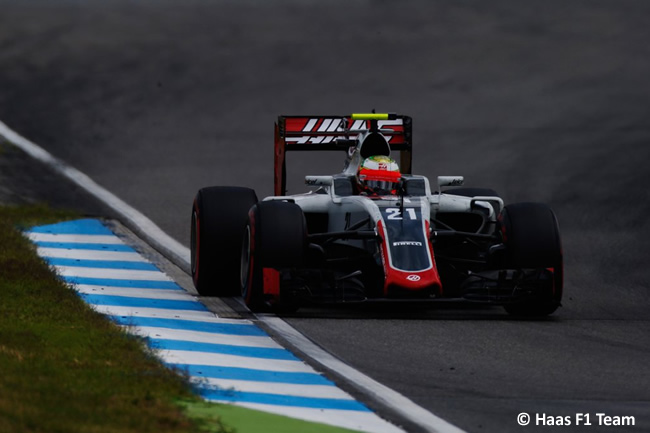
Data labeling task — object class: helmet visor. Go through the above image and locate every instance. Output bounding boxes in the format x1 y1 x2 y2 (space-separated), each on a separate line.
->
365 179 399 194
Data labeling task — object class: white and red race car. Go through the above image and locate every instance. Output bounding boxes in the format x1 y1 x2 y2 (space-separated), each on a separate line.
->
191 113 563 316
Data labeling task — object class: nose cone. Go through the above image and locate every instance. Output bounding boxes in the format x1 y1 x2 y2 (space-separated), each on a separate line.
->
384 267 443 297
376 219 443 298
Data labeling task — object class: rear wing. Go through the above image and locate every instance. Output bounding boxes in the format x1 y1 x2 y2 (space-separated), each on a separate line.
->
274 113 413 196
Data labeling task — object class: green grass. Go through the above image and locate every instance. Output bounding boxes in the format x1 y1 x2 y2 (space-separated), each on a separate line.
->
0 203 364 433
184 401 365 433
0 204 218 433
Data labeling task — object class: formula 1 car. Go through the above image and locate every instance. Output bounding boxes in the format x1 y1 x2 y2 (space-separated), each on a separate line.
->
191 113 563 316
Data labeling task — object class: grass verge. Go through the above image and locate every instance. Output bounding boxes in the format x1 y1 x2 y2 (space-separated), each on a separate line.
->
0 204 225 433
0 203 364 433
184 401 366 433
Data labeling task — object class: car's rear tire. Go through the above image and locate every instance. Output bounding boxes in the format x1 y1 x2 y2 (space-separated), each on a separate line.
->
499 202 563 317
191 186 258 296
241 201 307 312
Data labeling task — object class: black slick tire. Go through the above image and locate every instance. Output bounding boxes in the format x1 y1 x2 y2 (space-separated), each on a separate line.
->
499 202 563 317
241 200 307 312
191 186 258 296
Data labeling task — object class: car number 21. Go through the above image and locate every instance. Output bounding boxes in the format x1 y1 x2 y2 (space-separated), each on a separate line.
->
385 208 417 220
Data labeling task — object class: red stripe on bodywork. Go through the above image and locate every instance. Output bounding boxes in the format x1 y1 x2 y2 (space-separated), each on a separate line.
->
274 122 285 196
263 268 281 297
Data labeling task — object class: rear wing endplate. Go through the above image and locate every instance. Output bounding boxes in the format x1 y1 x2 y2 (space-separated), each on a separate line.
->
274 113 413 196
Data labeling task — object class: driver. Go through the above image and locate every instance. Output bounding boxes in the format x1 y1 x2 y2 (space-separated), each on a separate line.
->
357 155 401 196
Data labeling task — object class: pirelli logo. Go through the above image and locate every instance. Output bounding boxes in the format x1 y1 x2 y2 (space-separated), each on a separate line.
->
393 241 423 247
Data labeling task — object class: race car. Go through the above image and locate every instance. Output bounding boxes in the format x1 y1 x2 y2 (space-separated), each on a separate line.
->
191 113 563 316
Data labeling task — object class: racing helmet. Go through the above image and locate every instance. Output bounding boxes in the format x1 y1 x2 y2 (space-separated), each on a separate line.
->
358 155 401 195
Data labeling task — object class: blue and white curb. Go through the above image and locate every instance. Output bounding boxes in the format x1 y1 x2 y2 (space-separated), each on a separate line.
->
25 219 404 433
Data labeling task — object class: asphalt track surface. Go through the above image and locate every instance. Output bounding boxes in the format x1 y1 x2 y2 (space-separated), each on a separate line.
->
1 1 649 432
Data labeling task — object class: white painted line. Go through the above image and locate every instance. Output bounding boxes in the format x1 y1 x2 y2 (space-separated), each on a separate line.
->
2 120 464 433
223 402 405 433
1 121 190 267
76 285 199 301
260 316 467 433
27 232 124 244
129 326 282 349
162 350 315 373
53 266 173 281
38 247 146 262
190 377 352 400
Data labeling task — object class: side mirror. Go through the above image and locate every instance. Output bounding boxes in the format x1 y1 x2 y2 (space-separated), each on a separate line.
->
437 176 464 190
305 176 333 187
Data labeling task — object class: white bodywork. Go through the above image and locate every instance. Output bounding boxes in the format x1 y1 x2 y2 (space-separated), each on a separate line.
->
266 174 503 231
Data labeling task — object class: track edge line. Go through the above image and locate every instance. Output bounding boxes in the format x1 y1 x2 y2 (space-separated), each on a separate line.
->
0 120 467 433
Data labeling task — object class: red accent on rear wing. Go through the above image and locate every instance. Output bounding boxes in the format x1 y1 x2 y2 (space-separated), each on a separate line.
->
274 115 413 196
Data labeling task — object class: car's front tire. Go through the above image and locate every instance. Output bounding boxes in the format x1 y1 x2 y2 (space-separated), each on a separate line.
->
499 202 563 317
241 200 307 312
191 186 258 296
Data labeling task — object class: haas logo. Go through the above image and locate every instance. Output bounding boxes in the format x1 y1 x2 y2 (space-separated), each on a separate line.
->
285 118 404 144
406 274 421 282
